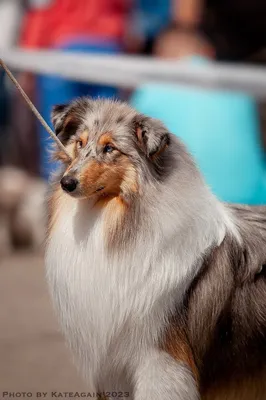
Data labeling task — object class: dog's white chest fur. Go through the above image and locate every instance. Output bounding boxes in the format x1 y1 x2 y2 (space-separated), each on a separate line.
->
45 193 227 398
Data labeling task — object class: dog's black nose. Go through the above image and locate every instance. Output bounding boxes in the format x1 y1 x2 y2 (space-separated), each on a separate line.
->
60 176 78 193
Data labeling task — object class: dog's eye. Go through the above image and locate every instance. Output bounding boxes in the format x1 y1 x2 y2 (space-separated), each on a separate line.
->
256 264 266 277
76 140 83 150
103 144 114 154
254 264 266 282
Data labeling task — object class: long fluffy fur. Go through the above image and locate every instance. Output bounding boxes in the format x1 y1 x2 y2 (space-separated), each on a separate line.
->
45 98 266 400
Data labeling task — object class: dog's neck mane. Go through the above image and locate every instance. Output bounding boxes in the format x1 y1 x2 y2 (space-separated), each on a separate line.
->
47 177 238 291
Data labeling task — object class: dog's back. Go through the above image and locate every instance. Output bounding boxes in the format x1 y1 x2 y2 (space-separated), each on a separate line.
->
163 205 266 400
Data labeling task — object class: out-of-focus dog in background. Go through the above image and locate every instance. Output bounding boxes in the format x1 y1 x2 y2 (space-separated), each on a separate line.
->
46 98 266 400
0 167 47 255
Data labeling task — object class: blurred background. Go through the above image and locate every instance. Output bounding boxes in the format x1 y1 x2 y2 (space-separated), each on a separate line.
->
1 0 266 396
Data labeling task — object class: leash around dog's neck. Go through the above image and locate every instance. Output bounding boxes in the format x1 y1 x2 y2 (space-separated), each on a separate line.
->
0 59 73 162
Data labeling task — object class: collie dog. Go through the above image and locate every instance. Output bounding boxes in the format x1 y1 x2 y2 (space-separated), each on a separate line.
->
46 98 266 400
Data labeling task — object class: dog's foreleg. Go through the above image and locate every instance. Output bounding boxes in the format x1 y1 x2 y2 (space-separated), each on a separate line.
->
133 350 199 400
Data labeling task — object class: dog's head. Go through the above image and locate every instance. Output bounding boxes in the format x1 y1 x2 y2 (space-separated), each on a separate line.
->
51 98 171 202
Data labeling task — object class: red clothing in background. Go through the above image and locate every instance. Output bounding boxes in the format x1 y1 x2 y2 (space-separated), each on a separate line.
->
21 0 130 48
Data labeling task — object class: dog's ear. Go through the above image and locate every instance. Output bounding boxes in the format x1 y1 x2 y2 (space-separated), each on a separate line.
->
51 104 79 144
133 115 170 160
51 104 68 135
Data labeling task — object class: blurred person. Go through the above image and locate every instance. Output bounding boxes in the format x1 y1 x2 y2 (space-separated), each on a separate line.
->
9 71 40 176
154 0 216 59
0 0 44 255
0 0 22 166
0 0 39 174
131 0 266 206
20 0 130 180
125 0 171 55
152 0 266 157
155 0 266 61
201 0 266 61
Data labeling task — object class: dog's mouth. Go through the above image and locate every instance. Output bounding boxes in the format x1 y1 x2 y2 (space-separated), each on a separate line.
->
95 186 105 192
63 184 106 199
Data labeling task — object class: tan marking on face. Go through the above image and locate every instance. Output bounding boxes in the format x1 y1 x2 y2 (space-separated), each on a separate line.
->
53 114 85 162
98 133 114 147
80 160 124 198
101 172 139 251
79 155 138 200
54 130 89 164
54 141 76 163
78 154 138 249
79 130 89 148
162 325 199 384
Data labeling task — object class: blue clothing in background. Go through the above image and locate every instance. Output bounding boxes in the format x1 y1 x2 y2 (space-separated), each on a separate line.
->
131 0 171 41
